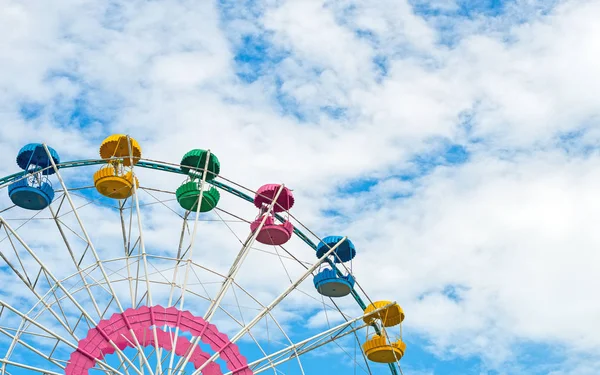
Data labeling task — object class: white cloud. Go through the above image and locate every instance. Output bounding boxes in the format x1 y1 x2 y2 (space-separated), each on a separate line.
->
337 150 600 367
1 0 600 373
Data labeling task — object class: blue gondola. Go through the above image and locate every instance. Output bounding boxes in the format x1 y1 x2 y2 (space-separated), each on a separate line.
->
313 236 357 297
8 144 59 210
314 268 356 297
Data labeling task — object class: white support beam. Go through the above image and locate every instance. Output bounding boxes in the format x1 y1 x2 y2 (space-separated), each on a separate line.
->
124 136 158 375
0 301 125 375
172 184 286 373
167 149 213 375
188 236 347 375
0 359 62 375
241 302 392 374
204 183 286 322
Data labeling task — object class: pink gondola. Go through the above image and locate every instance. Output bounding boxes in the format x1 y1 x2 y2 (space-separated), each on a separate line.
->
251 184 295 245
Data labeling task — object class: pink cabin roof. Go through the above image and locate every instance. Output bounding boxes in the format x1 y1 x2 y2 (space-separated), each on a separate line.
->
253 184 294 212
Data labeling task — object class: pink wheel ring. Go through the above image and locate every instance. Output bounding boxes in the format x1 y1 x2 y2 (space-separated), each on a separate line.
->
66 306 252 375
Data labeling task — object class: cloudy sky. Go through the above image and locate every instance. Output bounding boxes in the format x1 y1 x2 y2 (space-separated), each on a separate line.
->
1 0 600 374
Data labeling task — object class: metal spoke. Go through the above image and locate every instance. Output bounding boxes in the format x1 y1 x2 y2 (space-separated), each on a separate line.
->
0 359 63 375
185 236 346 375
123 136 158 375
172 184 287 374
0 217 138 375
168 149 212 375
119 198 137 308
0 301 125 375
204 183 286 322
0 151 393 375
243 303 393 375
0 326 65 370
48 204 103 317
43 144 149 375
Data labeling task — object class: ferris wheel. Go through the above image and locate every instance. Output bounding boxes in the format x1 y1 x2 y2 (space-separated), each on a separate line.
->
0 135 406 375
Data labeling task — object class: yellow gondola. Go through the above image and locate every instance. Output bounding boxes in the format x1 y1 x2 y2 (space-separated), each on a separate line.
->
362 301 406 364
94 135 141 199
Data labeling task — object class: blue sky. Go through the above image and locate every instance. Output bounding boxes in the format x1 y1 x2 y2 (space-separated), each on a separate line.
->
1 0 600 374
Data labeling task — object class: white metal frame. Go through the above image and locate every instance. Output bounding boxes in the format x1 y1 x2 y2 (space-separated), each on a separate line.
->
0 150 391 375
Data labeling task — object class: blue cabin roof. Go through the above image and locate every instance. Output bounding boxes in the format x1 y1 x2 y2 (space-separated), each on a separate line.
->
316 236 356 263
16 143 60 175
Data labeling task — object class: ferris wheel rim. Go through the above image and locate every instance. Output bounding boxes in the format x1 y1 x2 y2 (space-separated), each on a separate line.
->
0 155 375 307
0 144 402 375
